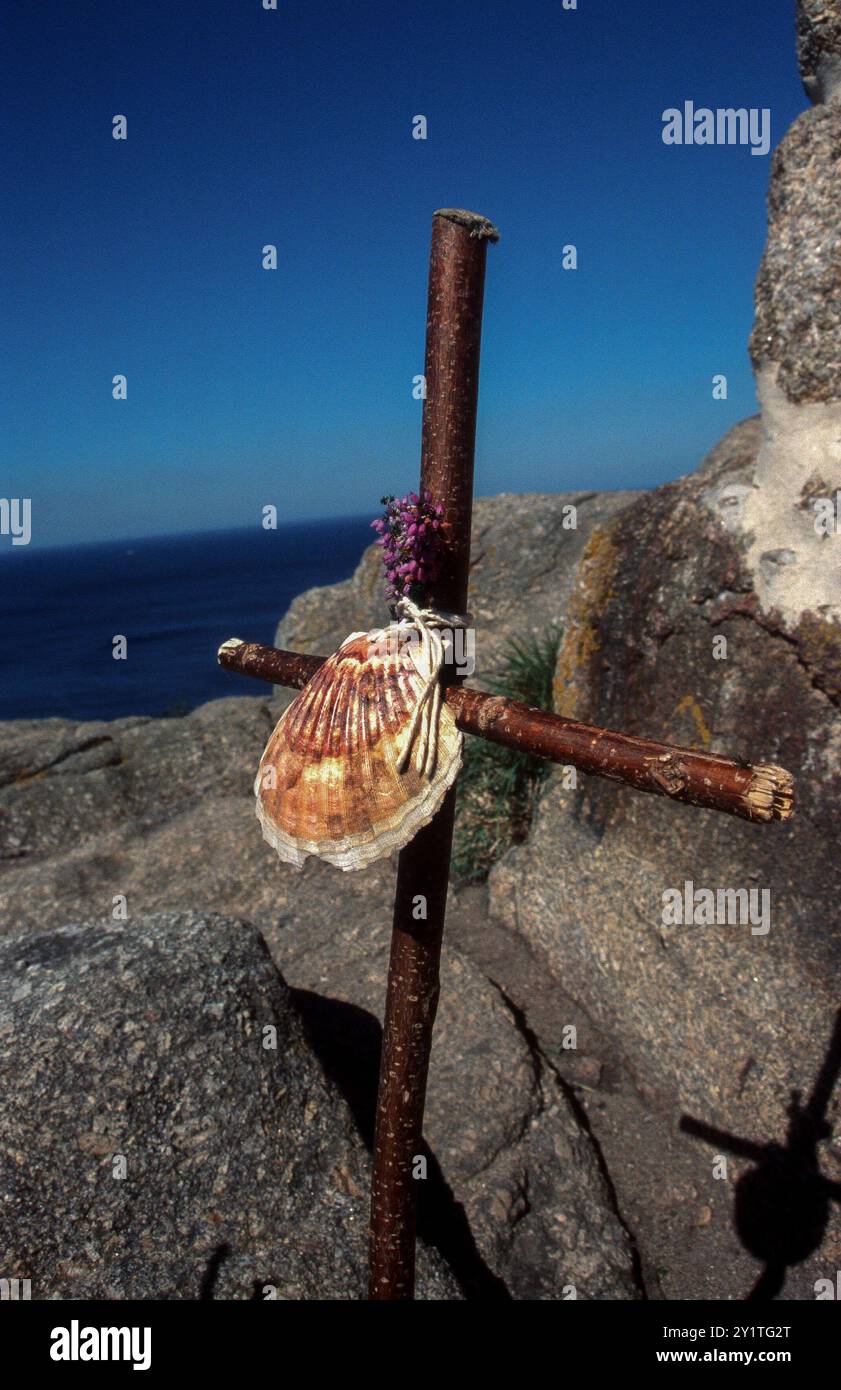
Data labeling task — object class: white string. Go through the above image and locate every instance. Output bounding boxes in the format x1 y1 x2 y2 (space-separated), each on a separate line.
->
392 597 471 778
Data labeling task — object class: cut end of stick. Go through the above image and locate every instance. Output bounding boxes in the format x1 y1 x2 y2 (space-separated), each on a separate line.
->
217 637 245 662
433 208 500 242
744 764 795 822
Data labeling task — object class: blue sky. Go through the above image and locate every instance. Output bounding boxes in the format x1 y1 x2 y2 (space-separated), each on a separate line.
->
4 0 805 548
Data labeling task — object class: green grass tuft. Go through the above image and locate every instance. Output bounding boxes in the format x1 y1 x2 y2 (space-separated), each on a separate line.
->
451 623 562 884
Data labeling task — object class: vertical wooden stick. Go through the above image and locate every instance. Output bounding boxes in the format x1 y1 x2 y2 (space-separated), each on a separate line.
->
368 208 498 1299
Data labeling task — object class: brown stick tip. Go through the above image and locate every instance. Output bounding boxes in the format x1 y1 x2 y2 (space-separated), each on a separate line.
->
433 208 500 242
217 637 245 662
744 764 795 822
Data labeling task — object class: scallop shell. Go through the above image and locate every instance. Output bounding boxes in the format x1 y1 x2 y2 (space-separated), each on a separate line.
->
255 625 463 871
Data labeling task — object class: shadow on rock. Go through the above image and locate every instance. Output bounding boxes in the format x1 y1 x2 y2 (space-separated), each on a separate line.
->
292 988 511 1301
199 1243 231 1300
680 1008 841 1300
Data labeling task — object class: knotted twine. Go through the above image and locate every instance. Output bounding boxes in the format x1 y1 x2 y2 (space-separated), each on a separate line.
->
391 596 470 779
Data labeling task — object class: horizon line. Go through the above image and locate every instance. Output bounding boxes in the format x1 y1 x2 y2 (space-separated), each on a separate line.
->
0 511 377 559
0 479 655 558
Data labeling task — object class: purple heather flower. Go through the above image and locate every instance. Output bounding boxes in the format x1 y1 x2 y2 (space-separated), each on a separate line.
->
370 490 446 604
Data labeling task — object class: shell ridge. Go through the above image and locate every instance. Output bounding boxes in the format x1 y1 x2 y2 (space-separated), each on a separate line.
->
255 621 464 871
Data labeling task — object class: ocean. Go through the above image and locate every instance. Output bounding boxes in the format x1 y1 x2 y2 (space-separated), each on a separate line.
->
0 517 373 722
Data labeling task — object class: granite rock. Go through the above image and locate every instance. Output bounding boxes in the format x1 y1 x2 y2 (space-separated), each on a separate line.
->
489 418 841 1297
0 496 643 1299
749 104 841 405
0 911 457 1299
797 0 841 104
745 30 841 629
276 490 639 694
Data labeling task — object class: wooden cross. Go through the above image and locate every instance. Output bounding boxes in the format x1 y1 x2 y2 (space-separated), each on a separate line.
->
218 209 794 1301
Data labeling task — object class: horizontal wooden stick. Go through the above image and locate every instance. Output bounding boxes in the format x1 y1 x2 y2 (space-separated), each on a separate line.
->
218 637 794 825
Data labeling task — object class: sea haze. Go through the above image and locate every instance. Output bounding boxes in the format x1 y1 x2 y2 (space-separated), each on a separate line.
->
0 518 373 721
